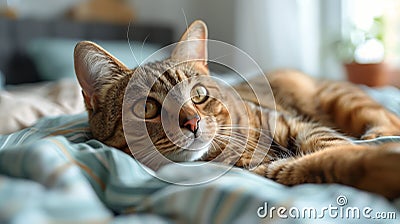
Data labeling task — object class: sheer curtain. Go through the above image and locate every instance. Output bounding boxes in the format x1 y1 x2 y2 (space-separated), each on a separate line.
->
233 0 345 79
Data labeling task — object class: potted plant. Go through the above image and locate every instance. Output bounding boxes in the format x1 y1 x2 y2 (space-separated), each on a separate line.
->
336 17 388 87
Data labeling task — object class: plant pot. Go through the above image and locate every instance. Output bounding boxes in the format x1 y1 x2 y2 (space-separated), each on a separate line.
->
344 62 389 87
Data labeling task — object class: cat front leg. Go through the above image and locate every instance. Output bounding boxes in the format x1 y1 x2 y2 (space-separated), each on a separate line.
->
263 144 400 199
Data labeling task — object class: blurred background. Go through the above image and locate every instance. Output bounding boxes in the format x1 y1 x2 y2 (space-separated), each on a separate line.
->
0 0 399 87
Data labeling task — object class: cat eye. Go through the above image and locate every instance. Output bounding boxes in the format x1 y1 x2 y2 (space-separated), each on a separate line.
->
132 98 160 119
191 85 208 104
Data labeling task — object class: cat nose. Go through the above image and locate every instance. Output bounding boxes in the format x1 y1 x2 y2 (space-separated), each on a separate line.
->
181 114 201 134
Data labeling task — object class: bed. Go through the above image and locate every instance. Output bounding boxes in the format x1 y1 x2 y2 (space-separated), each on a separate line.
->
1 19 400 224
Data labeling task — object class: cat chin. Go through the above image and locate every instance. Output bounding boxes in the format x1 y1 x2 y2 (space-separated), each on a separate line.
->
166 146 210 162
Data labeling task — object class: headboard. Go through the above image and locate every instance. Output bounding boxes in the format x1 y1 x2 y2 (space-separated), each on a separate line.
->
0 18 174 84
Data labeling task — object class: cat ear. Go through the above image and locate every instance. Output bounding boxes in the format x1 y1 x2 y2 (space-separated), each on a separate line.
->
74 41 129 110
171 20 208 68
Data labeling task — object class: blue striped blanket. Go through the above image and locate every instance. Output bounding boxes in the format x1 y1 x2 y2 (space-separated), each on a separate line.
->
1 86 400 223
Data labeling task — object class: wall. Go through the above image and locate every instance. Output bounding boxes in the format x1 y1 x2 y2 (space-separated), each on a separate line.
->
2 0 345 79
133 0 344 79
131 0 235 44
1 0 83 18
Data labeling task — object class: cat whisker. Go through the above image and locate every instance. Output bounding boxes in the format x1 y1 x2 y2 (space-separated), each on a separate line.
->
218 127 274 135
209 54 233 64
211 137 244 158
218 126 274 134
181 8 189 36
126 21 141 69
210 141 223 153
181 8 191 63
214 136 260 155
213 135 253 152
140 34 151 62
213 137 255 167
217 130 274 146
217 129 276 148
212 137 272 167
214 132 284 159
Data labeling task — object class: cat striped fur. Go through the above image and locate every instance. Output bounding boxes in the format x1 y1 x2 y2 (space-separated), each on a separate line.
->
74 20 400 199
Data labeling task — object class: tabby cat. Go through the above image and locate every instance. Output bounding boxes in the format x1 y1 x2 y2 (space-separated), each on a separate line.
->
74 20 400 199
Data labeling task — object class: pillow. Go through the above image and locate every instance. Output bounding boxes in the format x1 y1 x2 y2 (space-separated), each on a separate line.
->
0 79 85 134
26 38 167 81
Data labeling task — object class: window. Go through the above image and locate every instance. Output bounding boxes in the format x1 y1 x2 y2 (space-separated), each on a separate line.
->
345 0 400 65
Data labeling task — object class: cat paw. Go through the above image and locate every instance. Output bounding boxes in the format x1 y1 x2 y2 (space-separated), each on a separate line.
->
357 144 400 199
264 158 307 185
250 164 268 176
361 127 400 140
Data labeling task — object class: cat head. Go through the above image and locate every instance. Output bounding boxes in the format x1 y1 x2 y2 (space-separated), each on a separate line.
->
74 20 235 169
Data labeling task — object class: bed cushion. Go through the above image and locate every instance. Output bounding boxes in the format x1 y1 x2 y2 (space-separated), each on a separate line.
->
0 113 399 223
1 77 400 222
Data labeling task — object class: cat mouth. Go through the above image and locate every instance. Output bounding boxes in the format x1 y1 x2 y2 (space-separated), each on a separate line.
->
166 122 215 161
181 127 214 151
